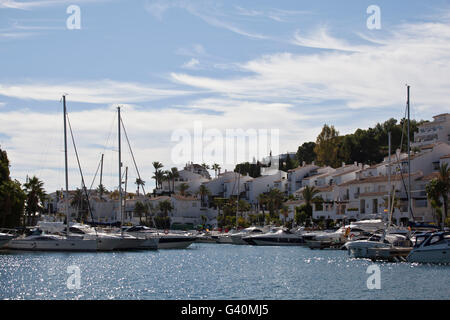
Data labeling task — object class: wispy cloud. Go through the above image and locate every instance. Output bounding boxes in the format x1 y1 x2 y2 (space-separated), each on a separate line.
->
0 79 196 104
170 17 450 113
182 58 200 69
145 0 267 39
0 0 109 10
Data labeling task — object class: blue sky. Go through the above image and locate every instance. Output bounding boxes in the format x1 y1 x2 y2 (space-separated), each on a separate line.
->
1 0 450 192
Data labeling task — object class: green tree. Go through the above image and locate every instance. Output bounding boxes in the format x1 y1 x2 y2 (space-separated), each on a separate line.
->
135 178 145 196
152 161 164 190
314 124 340 167
23 176 47 226
70 188 88 222
296 142 317 164
197 185 211 207
178 183 189 196
134 201 147 224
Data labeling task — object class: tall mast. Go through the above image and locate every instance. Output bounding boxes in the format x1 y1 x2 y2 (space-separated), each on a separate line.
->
124 166 128 226
99 153 104 198
407 85 411 222
63 95 69 237
118 106 123 236
388 131 391 227
236 168 240 229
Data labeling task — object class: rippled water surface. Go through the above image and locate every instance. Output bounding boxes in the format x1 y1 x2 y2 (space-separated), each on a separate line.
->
0 243 449 300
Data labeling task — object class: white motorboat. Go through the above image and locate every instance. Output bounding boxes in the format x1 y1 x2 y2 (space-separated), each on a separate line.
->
0 232 14 248
230 226 268 245
407 231 450 264
344 232 412 259
216 229 238 244
125 226 194 249
242 227 305 246
7 230 97 251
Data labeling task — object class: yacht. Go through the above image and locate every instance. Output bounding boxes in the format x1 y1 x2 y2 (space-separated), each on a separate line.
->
216 229 238 244
125 226 194 249
344 231 412 259
407 231 450 264
195 231 220 243
0 232 14 248
7 228 97 251
242 227 305 246
230 226 268 245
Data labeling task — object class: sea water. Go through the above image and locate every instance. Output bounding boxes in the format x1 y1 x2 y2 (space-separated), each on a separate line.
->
0 243 448 300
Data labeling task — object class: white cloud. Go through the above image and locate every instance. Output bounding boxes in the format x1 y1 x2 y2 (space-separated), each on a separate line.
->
0 98 317 192
0 79 195 103
182 58 200 69
170 19 450 114
0 0 109 10
145 0 267 39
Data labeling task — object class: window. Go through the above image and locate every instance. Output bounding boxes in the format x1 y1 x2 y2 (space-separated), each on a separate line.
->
360 199 365 214
432 162 440 171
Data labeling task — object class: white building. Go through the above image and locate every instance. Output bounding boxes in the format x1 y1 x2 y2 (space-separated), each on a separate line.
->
412 113 450 148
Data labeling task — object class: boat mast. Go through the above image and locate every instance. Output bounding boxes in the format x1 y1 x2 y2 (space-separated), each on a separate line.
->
118 106 123 236
236 168 240 229
388 131 392 227
99 153 104 198
63 95 69 237
407 85 411 222
124 166 128 226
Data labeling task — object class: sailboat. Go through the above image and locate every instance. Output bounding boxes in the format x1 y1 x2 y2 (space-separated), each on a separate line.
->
8 96 98 251
111 106 146 250
344 86 415 259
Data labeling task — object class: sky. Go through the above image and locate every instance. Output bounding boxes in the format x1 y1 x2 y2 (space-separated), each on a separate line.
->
1 0 450 193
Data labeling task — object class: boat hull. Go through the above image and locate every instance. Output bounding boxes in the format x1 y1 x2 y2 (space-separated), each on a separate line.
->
158 236 196 249
7 238 98 251
407 248 450 264
243 237 305 246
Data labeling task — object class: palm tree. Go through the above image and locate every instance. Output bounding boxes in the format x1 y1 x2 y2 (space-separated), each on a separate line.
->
97 184 107 199
158 199 174 216
152 161 164 189
135 178 145 196
427 163 450 227
134 201 147 225
438 163 450 226
212 163 220 178
164 170 173 193
178 183 189 196
23 176 46 226
257 193 267 215
302 186 320 207
197 185 211 207
171 167 179 193
201 163 210 171
265 189 284 217
281 205 290 226
70 188 88 222
152 170 165 191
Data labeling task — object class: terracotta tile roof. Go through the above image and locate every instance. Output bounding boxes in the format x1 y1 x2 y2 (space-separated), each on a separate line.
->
172 194 198 201
440 154 450 159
